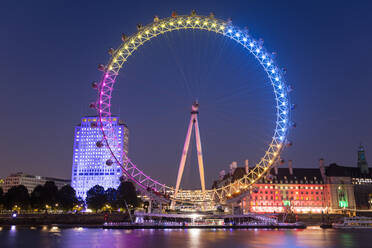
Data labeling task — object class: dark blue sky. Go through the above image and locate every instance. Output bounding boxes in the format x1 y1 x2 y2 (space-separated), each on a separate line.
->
1 0 372 188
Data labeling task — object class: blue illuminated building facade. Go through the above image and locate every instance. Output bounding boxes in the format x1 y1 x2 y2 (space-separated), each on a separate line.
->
71 116 129 199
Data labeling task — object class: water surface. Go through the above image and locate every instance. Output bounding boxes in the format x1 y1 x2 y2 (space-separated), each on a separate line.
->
0 226 370 248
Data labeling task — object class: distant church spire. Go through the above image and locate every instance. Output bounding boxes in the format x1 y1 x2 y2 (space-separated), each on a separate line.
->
357 144 369 174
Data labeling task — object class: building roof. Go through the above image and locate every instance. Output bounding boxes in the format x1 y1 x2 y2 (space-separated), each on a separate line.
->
326 163 372 178
212 166 324 188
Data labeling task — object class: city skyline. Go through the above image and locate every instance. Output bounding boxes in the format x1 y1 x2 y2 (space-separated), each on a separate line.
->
1 0 372 188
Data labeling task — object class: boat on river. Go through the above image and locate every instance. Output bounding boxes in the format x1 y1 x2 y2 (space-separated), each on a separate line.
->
333 216 372 229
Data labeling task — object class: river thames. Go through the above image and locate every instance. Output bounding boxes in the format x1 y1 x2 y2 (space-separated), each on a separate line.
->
1 226 371 248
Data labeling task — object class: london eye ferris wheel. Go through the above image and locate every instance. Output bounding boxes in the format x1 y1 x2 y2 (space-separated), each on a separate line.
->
90 11 294 206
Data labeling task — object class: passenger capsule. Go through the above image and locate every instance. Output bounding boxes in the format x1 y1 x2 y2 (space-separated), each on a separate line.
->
291 121 297 128
171 11 177 18
280 159 285 165
90 122 98 128
121 33 127 42
106 159 113 166
89 103 96 109
96 141 104 148
271 52 277 59
98 64 106 71
244 26 249 34
209 12 215 19
282 68 287 74
136 24 143 30
190 10 196 16
153 15 160 23
286 140 293 147
290 103 296 110
287 85 294 92
258 38 264 46
91 82 98 89
108 48 115 55
227 18 232 24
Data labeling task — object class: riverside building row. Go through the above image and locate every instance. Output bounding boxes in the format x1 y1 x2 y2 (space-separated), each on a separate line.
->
2 172 70 194
213 146 372 214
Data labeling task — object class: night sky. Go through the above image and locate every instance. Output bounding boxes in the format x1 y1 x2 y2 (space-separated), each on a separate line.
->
1 0 372 188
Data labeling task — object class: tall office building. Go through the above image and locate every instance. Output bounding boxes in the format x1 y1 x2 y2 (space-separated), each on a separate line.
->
71 116 129 199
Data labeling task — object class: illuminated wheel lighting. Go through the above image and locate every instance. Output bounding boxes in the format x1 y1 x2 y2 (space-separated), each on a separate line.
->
95 14 292 204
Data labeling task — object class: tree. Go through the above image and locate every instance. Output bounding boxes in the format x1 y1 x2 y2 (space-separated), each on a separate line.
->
4 185 30 210
30 185 45 210
57 185 78 211
117 181 138 209
86 185 107 212
0 187 3 209
43 181 58 208
105 188 118 209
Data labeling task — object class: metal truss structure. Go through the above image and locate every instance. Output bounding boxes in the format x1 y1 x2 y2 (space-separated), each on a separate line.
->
93 12 292 206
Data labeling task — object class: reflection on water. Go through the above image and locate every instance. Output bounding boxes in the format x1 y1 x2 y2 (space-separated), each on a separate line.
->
0 227 371 248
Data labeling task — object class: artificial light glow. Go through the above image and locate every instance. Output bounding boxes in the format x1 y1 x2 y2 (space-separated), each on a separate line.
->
124 45 128 49
95 15 291 201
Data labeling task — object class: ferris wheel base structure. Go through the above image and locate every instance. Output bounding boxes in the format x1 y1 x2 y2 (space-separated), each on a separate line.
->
92 10 294 208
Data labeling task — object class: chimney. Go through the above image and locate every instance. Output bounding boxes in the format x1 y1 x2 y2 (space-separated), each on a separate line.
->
245 159 249 174
230 161 237 175
319 158 326 180
219 170 226 180
288 160 293 175
274 164 278 175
